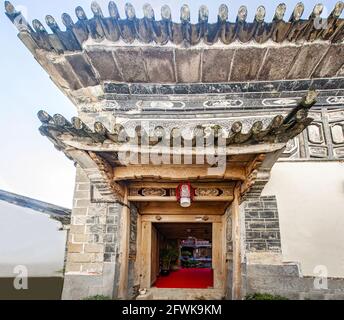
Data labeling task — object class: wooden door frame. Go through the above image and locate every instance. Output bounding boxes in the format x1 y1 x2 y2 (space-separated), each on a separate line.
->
137 214 226 291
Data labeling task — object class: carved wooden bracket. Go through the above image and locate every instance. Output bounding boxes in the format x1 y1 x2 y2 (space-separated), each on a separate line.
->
66 148 124 202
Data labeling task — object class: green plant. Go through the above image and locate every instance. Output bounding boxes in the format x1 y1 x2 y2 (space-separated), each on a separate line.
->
160 247 180 273
245 293 289 300
181 259 200 268
181 250 192 257
160 249 172 271
169 248 180 264
83 295 111 300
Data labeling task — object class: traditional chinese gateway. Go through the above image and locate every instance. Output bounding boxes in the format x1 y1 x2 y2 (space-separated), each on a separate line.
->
6 1 344 300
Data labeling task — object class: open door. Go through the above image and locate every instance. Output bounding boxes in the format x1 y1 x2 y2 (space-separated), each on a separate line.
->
151 223 214 289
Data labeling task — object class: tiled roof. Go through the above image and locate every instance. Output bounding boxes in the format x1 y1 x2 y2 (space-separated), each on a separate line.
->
37 91 317 155
0 189 71 225
5 1 344 52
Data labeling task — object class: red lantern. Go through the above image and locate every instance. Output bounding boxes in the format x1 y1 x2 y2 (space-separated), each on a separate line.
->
176 182 194 208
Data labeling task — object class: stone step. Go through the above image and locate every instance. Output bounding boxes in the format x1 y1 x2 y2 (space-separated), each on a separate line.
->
137 288 225 300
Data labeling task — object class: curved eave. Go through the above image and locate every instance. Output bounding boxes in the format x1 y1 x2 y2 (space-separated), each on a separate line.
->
5 1 344 54
37 91 317 159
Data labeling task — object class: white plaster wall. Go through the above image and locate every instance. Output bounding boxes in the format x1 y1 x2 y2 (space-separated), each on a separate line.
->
263 161 344 278
0 201 67 277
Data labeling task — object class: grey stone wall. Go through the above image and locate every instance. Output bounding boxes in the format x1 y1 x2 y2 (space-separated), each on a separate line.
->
244 196 281 253
244 264 344 300
62 166 123 300
128 204 139 299
242 196 344 300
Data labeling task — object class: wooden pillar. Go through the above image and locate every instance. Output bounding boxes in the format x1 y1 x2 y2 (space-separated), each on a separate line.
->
212 222 224 289
232 186 242 300
118 187 130 299
140 221 152 289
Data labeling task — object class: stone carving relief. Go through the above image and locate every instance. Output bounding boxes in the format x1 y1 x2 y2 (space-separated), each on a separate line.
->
307 123 325 144
136 101 186 110
328 109 344 159
203 100 243 108
282 108 344 160
306 121 329 158
281 138 299 159
262 98 301 107
330 124 344 144
327 96 344 105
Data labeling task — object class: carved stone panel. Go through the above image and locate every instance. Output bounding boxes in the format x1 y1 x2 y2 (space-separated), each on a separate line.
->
281 138 299 159
328 109 344 159
308 146 329 158
307 123 325 145
331 123 344 145
334 147 344 158
281 108 344 161
306 121 328 158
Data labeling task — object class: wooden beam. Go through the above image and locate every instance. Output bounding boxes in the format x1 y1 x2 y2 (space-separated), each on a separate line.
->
61 137 286 156
128 196 234 202
114 165 246 181
138 202 229 216
141 215 223 223
232 185 242 300
118 187 130 299
140 221 152 289
129 181 237 189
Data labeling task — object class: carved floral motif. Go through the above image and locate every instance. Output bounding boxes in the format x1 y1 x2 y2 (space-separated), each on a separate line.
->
142 188 167 197
195 188 220 197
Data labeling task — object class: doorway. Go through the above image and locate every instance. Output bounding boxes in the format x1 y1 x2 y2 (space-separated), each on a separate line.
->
151 223 213 289
137 214 226 293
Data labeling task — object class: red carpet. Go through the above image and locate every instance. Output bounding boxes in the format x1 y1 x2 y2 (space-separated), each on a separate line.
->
154 268 214 289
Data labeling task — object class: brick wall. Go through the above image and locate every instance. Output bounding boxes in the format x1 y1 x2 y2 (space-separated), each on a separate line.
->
63 166 141 299
65 166 121 274
244 196 281 252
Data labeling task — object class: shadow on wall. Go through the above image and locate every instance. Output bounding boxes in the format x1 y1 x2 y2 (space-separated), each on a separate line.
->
0 278 63 300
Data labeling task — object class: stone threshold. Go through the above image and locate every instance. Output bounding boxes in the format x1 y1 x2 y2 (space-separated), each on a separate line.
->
136 288 226 301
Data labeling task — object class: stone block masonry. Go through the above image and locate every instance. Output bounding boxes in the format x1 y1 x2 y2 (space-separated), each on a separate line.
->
244 196 281 253
242 195 344 300
62 166 124 300
245 264 344 300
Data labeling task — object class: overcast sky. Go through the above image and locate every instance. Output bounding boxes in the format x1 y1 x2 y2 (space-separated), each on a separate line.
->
0 0 341 208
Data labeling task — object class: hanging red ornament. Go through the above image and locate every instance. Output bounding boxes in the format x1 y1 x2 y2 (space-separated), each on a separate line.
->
176 182 194 208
